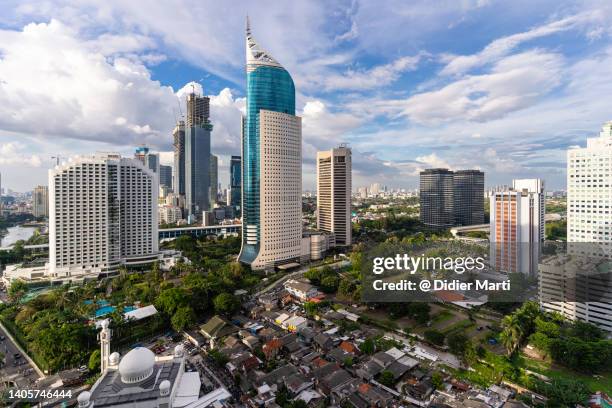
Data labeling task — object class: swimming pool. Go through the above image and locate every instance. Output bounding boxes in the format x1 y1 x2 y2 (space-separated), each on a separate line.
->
94 305 136 318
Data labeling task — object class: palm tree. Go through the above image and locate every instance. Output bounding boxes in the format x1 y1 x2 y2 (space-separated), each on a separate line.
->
500 313 524 356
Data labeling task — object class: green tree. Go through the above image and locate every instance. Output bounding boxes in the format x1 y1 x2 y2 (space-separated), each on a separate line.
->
171 305 196 332
156 287 188 316
8 279 28 302
213 293 240 316
88 349 101 372
424 330 445 346
360 338 375 355
320 275 339 293
378 370 395 387
535 378 590 407
431 372 443 390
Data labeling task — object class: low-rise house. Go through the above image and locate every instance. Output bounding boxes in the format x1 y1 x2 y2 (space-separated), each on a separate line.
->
257 364 299 388
404 377 434 401
258 293 279 310
242 335 260 350
262 338 283 360
298 326 315 344
356 359 384 380
284 373 313 396
313 333 334 351
339 341 360 355
283 315 308 332
372 351 395 368
183 329 206 348
200 315 239 348
319 369 354 398
328 347 351 364
284 279 318 301
355 383 394 407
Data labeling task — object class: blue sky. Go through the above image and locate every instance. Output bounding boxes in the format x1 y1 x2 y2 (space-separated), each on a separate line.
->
1 0 612 192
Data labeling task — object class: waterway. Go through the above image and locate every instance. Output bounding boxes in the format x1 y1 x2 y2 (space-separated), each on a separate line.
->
0 225 37 248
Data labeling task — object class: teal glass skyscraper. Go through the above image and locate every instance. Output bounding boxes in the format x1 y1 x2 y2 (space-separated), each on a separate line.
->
239 19 302 270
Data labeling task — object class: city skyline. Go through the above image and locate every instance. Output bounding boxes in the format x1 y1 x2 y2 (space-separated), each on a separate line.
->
2 1 612 191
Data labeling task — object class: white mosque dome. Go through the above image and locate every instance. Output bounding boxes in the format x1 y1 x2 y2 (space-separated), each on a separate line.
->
118 347 155 384
77 391 91 407
174 344 184 358
159 379 171 396
109 352 120 366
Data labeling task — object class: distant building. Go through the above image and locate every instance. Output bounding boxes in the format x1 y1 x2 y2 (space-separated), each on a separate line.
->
230 155 241 216
490 179 544 275
301 231 335 263
185 92 212 219
134 146 160 174
453 170 484 226
48 153 158 279
317 145 352 246
32 185 48 218
159 205 182 225
420 168 484 230
210 154 218 207
159 164 172 191
420 169 454 230
173 121 186 196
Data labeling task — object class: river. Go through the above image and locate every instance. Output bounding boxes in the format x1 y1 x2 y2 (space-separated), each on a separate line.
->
0 225 37 248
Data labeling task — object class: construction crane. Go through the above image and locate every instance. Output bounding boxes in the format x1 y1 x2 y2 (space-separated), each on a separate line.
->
51 156 64 166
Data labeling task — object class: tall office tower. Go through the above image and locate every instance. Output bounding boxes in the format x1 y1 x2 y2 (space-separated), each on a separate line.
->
210 154 218 207
134 146 160 174
230 155 241 216
49 153 158 278
489 179 544 275
159 164 173 191
239 19 302 270
358 186 368 199
173 121 186 196
545 121 612 333
420 169 455 230
317 145 352 246
32 185 48 218
453 170 485 226
184 92 212 219
370 183 382 196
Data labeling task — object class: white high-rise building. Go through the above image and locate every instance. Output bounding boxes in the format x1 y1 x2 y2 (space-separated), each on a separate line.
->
317 145 352 246
545 121 612 333
490 179 545 275
32 185 48 218
49 153 158 278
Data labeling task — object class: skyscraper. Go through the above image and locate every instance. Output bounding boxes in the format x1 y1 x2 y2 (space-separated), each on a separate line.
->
453 170 485 226
489 179 544 275
420 169 454 230
159 164 172 191
49 153 158 278
32 185 48 218
544 121 612 333
230 155 241 216
317 145 352 246
173 121 186 196
210 154 218 207
134 146 160 174
184 92 212 219
239 19 302 270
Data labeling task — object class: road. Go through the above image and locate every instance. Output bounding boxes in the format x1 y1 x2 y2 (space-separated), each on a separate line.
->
253 259 350 297
0 324 41 389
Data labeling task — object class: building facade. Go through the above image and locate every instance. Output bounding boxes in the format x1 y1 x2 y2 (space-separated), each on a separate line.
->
49 153 158 279
159 164 172 192
210 154 218 207
239 20 302 270
453 170 484 226
32 185 48 218
230 155 241 216
544 121 612 333
184 93 212 220
420 169 455 230
173 121 186 196
317 145 352 246
489 179 544 275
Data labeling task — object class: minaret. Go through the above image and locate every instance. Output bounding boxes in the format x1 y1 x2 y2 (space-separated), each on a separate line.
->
99 319 111 373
